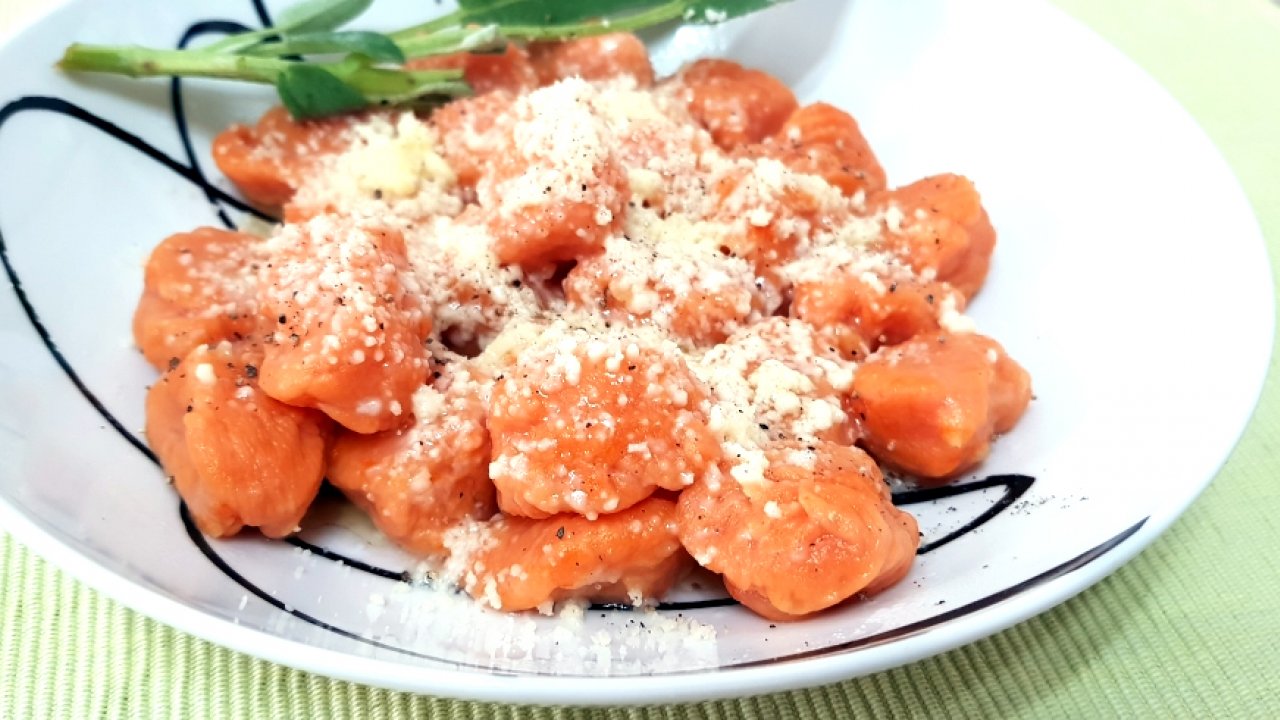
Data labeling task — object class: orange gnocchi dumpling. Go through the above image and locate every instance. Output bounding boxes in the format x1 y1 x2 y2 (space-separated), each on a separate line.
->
428 91 521 190
789 251 967 355
476 79 629 269
326 363 496 555
487 323 721 519
768 102 887 198
670 59 799 149
869 174 997 299
133 227 263 370
678 442 919 620
852 332 1032 480
447 497 689 611
528 33 655 87
709 155 852 274
145 341 330 538
256 215 431 434
212 106 357 208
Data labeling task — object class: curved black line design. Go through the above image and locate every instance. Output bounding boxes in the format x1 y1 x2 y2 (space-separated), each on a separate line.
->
183 497 1147 676
895 474 1036 554
178 503 508 670
0 97 271 221
172 20 255 230
284 536 413 583
251 0 274 28
0 93 277 455
0 1 1134 674
280 475 1037 612
0 213 156 464
725 516 1147 669
284 533 741 611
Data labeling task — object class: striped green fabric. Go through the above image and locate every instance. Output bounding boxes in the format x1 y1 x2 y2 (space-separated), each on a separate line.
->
3 0 1279 717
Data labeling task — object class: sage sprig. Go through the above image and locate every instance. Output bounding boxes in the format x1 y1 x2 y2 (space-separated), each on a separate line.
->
58 0 789 119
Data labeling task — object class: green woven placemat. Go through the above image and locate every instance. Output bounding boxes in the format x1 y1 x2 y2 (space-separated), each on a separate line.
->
3 0 1279 717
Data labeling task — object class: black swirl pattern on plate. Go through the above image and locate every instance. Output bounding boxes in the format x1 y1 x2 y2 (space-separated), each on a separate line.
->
0 1 1146 673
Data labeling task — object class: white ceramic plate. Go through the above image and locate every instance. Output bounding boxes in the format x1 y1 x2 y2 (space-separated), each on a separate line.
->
0 0 1271 706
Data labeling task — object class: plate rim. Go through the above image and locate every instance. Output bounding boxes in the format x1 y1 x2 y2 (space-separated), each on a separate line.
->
0 0 1274 705
0 501 1190 704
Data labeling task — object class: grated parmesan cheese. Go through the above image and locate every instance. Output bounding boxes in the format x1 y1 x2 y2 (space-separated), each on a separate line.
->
938 293 977 334
292 112 462 221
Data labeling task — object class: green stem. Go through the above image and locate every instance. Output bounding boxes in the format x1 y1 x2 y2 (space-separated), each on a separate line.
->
366 78 473 105
199 28 277 54
328 64 465 96
56 0 762 120
59 43 287 83
397 24 506 59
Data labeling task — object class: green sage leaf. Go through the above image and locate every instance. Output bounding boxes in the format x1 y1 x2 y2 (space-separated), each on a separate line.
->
452 0 663 27
276 63 369 118
276 0 374 34
682 0 785 24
